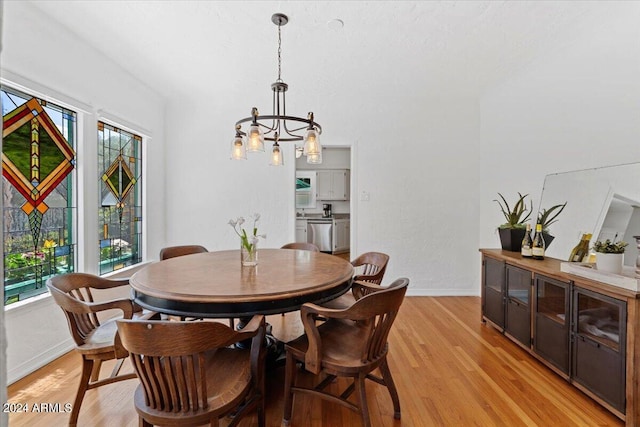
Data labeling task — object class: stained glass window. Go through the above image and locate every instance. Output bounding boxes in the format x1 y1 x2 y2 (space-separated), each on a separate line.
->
2 86 76 305
98 122 142 274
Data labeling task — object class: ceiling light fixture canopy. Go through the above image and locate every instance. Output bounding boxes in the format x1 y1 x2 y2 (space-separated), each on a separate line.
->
231 13 322 166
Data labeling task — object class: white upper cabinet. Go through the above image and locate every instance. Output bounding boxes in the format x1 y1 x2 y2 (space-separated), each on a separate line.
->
316 170 350 201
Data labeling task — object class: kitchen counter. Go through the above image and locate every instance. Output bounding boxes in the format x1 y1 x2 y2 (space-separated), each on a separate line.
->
296 214 350 220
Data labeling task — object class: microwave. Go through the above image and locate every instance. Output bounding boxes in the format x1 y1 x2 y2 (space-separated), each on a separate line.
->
295 171 317 208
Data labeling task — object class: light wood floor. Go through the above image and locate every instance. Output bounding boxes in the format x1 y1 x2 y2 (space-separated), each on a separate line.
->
7 297 623 426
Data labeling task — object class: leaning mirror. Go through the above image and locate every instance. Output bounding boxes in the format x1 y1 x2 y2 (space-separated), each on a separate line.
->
538 162 640 266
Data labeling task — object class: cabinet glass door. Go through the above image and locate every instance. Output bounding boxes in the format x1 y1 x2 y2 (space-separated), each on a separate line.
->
575 291 622 352
506 265 530 305
482 257 505 328
534 275 570 374
505 265 531 347
572 287 626 412
537 278 568 326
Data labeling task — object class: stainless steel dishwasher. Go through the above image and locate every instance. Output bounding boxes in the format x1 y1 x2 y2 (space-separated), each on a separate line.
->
307 219 333 252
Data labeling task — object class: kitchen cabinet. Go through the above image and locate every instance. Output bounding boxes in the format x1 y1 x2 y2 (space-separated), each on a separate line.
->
295 219 308 243
333 219 350 254
480 249 639 423
316 170 350 201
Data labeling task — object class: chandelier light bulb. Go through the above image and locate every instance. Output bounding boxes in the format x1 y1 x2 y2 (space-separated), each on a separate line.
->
247 123 265 152
270 142 283 166
303 128 321 156
306 150 322 164
230 135 247 160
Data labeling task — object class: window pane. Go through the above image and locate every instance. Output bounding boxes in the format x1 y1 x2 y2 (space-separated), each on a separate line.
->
98 121 142 274
2 86 76 305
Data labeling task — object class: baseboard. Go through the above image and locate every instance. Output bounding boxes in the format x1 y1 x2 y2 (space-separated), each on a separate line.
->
7 338 74 385
406 289 480 297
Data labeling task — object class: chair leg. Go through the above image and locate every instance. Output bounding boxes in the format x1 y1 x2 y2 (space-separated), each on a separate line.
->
257 394 266 427
379 358 401 419
69 357 93 426
282 351 296 425
139 416 152 427
90 360 102 382
354 373 371 427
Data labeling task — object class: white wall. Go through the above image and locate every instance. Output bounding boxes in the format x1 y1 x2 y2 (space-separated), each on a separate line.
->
479 5 640 250
165 92 481 295
1 1 166 384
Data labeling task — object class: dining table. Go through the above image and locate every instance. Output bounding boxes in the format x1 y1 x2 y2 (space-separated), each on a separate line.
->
130 248 354 320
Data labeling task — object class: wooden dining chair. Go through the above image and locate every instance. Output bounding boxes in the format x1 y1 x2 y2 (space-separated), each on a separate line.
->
322 251 390 310
46 273 158 426
159 244 208 260
280 242 320 252
283 277 409 427
117 315 267 427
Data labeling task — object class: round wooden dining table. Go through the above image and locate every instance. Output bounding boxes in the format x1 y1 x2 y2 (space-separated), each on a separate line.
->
130 249 354 319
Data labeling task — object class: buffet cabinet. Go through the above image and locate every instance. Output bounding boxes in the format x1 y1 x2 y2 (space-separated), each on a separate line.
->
480 249 639 424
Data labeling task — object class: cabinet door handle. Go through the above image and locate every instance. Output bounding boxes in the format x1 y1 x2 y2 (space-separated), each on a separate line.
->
580 335 600 348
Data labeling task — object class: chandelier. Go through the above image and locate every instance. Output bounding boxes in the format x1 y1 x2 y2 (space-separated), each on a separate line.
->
230 13 322 166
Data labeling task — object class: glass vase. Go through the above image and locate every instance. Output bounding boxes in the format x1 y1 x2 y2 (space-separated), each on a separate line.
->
241 242 258 266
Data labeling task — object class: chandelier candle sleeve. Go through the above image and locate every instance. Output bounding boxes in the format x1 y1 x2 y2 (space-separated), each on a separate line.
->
231 13 323 165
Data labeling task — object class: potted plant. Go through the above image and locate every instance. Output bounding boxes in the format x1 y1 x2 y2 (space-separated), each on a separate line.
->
494 192 532 251
536 201 567 248
593 238 628 274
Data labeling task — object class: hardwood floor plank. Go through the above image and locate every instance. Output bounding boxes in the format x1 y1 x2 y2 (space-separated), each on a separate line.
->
7 297 623 426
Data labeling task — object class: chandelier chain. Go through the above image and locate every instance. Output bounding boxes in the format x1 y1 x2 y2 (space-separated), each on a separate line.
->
277 22 282 82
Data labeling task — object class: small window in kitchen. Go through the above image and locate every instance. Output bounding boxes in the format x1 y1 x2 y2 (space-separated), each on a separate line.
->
295 171 316 209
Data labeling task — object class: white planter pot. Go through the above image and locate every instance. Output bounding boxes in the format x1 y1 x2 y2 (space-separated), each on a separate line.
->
596 252 624 274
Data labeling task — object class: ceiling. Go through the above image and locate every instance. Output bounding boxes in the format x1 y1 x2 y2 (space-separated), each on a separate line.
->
26 1 621 108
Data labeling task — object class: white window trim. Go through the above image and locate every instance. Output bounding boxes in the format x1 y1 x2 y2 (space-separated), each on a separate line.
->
96 111 151 273
0 71 152 303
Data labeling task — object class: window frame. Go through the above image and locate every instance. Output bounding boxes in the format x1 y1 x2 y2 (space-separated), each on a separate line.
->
96 117 145 275
1 72 150 308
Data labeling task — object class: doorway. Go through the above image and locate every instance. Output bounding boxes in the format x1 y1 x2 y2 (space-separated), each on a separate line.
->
294 147 352 260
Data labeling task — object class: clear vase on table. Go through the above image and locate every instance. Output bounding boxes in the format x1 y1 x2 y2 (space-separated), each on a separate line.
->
229 213 265 267
241 241 258 266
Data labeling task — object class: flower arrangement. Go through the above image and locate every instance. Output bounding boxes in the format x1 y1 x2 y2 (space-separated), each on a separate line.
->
229 213 266 265
593 239 628 254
